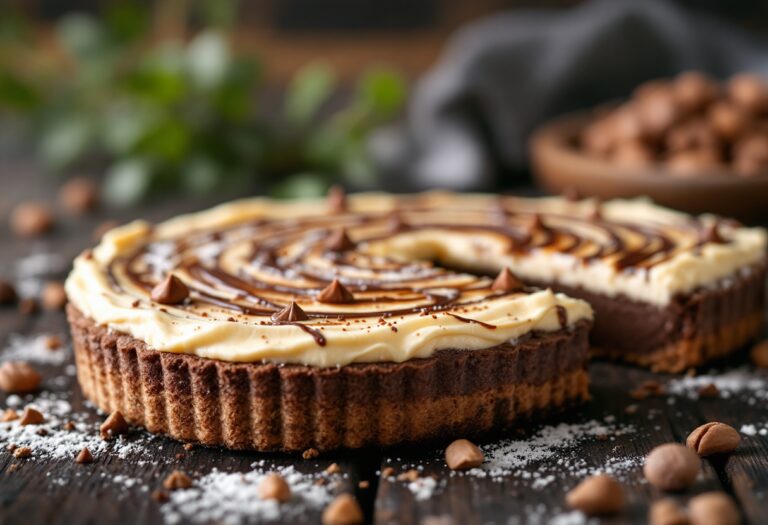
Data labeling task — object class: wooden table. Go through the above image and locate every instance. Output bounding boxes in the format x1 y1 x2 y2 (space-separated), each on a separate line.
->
1 159 767 525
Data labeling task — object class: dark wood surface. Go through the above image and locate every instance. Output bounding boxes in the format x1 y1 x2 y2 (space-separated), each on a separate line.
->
1 159 767 525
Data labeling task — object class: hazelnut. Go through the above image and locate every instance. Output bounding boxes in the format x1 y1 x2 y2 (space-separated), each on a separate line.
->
258 473 291 502
0 361 42 394
445 438 484 470
609 106 646 142
565 474 625 516
581 120 616 157
728 73 768 113
673 72 718 113
666 150 722 176
611 140 654 167
688 492 740 525
644 443 700 491
321 494 364 525
686 422 740 457
649 498 688 525
708 101 750 140
10 202 54 238
733 132 768 177
666 119 720 153
636 87 681 139
58 177 99 215
41 281 67 311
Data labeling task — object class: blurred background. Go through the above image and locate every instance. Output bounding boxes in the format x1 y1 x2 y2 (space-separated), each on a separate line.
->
1 0 768 214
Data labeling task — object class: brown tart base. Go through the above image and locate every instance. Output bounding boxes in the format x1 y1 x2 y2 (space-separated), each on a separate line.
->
542 263 766 373
67 305 591 452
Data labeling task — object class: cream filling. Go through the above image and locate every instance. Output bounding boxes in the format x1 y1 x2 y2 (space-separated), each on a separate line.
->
65 192 765 366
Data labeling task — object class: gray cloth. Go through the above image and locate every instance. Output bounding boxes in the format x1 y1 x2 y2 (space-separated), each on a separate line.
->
381 0 768 191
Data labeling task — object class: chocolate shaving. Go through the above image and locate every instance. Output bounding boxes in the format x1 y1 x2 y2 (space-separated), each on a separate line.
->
325 228 355 252
317 279 354 304
151 274 190 305
699 221 728 245
272 302 310 323
491 268 524 293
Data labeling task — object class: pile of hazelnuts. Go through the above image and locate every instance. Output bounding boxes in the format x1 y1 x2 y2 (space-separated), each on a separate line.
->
580 71 768 177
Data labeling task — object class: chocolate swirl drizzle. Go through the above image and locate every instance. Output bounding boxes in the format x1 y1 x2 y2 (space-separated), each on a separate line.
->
105 195 716 346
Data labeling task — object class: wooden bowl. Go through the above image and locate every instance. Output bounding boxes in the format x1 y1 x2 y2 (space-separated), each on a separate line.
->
530 110 768 220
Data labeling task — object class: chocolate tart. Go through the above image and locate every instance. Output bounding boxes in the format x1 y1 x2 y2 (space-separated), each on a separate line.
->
65 191 765 450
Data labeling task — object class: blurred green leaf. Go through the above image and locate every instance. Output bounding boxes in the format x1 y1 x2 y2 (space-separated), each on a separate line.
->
56 14 107 62
103 158 152 205
0 71 39 111
271 173 329 199
186 31 229 89
104 2 148 45
183 156 222 193
354 67 407 121
285 63 336 127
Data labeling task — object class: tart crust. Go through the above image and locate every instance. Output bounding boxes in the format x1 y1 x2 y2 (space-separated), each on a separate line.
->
68 305 591 452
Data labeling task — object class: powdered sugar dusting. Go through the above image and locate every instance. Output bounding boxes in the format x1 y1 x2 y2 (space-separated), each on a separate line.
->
1 333 71 365
161 464 338 525
13 250 67 298
667 368 768 402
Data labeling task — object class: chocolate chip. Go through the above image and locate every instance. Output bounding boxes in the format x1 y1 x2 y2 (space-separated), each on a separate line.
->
100 410 129 440
302 447 320 460
317 279 354 304
649 498 688 525
258 473 291 502
13 446 32 459
697 383 719 399
19 407 45 426
688 492 740 525
75 447 94 464
644 443 700 491
0 281 17 305
62 421 76 431
151 274 189 305
327 185 347 214
687 422 741 457
163 470 193 490
0 362 41 394
10 202 54 237
445 438 484 470
273 302 310 323
325 228 355 252
490 268 524 293
59 177 99 215
565 474 625 516
41 281 67 311
751 340 768 368
321 494 364 525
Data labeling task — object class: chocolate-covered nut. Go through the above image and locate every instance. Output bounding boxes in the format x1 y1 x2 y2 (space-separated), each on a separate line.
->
636 87 681 139
581 120 616 157
644 443 700 491
728 73 768 113
673 72 718 113
611 139 654 167
10 202 54 238
733 132 768 176
708 101 751 140
609 106 645 142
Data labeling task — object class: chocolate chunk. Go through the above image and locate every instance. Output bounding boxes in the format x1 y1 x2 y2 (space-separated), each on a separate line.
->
13 446 32 459
258 473 291 502
100 410 129 440
0 281 17 305
688 492 740 525
321 494 364 525
687 422 741 457
41 281 67 311
491 268 524 293
728 73 768 113
327 185 347 214
10 202 54 238
163 470 193 490
0 362 41 394
19 407 45 426
75 447 94 464
59 177 99 215
445 438 484 470
325 228 355 252
317 279 354 304
566 474 625 516
272 302 310 323
644 443 700 491
151 274 190 305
